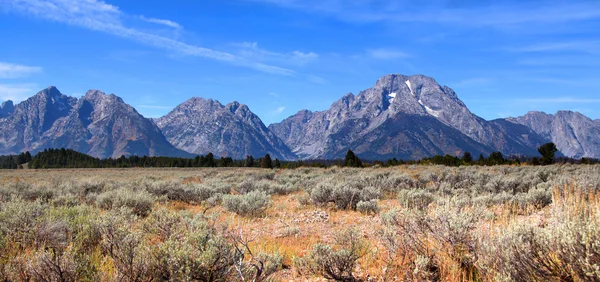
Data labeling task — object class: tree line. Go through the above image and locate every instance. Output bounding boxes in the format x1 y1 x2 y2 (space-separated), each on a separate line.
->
0 151 32 169
0 143 597 170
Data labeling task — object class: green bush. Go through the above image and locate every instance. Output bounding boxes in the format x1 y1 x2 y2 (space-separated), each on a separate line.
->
356 200 379 214
397 189 436 210
222 190 270 217
297 228 367 281
96 188 155 217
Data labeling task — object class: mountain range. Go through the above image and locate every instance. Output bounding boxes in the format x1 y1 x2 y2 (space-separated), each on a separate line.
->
0 74 598 160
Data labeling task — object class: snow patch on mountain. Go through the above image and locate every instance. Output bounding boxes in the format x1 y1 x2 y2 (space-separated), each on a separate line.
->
388 92 397 103
418 99 441 117
405 80 414 96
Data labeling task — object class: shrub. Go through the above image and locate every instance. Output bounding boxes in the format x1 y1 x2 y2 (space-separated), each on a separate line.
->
99 210 151 282
297 228 367 281
96 188 155 217
310 182 334 205
332 185 361 210
356 200 379 214
359 186 381 202
222 190 270 217
381 203 484 280
9 247 96 281
0 199 47 247
397 189 435 210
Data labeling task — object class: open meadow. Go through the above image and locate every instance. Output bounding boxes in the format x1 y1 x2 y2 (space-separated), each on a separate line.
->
0 165 599 281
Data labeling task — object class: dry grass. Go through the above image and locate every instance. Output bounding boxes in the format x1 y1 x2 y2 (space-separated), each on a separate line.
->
0 165 599 281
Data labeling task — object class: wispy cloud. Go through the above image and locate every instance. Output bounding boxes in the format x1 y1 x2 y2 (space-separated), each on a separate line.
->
367 48 409 60
139 15 182 29
234 42 318 66
514 97 600 103
0 83 37 102
0 62 42 79
247 0 600 29
307 75 327 84
509 41 600 54
273 106 285 114
454 78 493 87
4 0 295 75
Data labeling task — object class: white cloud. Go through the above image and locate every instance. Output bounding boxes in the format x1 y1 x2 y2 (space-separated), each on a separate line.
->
0 83 37 102
247 0 600 29
509 41 600 54
273 106 285 114
367 48 409 60
235 42 318 66
454 78 493 87
0 62 42 79
307 75 327 84
5 0 295 75
139 15 182 29
515 97 600 103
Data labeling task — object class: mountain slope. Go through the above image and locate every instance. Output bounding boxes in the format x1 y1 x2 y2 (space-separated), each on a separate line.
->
327 113 492 160
0 86 76 155
269 74 547 159
156 98 297 160
507 111 600 159
0 87 191 158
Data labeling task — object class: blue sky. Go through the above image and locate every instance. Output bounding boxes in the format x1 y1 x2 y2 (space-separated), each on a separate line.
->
1 0 600 124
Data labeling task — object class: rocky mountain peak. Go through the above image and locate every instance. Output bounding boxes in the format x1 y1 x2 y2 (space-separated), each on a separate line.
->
1 100 14 109
270 73 549 159
83 89 123 103
374 74 407 92
24 86 75 109
182 97 225 111
39 86 61 97
225 101 249 115
507 110 600 158
0 100 15 118
157 97 296 160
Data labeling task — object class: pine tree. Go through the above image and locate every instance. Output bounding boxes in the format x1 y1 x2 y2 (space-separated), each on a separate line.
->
245 155 255 167
487 152 505 165
462 152 473 164
260 154 273 169
477 154 485 165
205 152 216 167
538 142 558 165
344 150 362 167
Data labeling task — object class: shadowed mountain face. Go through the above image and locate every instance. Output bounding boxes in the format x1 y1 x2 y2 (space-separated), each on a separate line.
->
0 87 191 159
325 113 492 160
0 101 15 118
507 111 600 159
156 98 297 160
269 74 548 159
